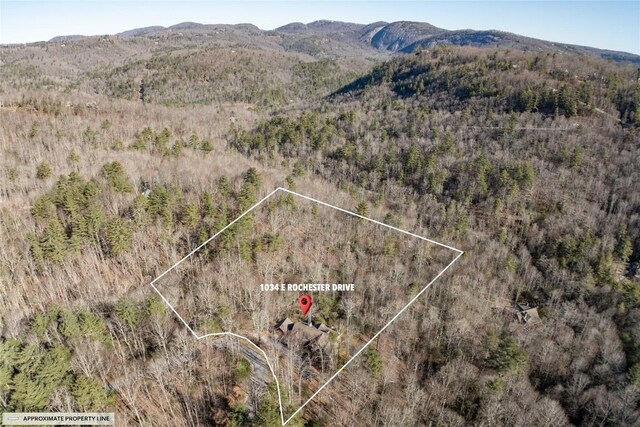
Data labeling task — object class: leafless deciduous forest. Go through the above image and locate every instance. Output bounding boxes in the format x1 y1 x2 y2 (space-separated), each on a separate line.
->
151 188 457 421
0 23 639 426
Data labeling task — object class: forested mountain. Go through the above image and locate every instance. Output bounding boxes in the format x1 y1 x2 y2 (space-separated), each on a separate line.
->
227 49 639 423
33 20 640 64
0 19 639 427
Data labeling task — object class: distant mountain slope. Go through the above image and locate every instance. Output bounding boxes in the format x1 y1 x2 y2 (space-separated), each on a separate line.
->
277 20 364 34
276 20 447 52
400 29 640 64
365 21 447 51
25 19 640 68
116 26 165 37
272 20 639 64
168 21 205 30
48 34 86 42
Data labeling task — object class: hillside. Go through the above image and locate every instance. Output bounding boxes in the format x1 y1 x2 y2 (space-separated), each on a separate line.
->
0 20 639 427
2 19 638 107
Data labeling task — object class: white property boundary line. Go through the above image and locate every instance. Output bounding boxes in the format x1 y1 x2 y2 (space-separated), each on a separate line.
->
149 187 464 426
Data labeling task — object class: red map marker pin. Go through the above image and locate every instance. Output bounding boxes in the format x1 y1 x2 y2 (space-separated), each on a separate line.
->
298 295 313 315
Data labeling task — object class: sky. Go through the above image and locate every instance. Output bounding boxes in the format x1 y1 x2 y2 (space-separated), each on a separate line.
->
1 1 639 54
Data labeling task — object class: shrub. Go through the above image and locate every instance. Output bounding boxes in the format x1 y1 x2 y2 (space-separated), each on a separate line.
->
235 358 252 380
35 162 52 180
200 139 213 152
366 346 383 376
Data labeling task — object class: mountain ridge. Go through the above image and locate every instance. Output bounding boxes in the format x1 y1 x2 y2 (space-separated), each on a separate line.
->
30 20 640 64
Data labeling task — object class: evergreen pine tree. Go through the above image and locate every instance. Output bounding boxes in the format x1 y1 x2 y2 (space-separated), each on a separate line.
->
84 205 107 246
72 375 113 411
355 201 369 218
405 142 424 175
40 218 66 263
145 296 166 320
614 224 633 262
202 191 215 218
243 168 261 189
237 183 256 212
115 299 140 329
27 233 45 264
77 311 110 345
101 162 133 193
31 196 55 221
58 309 81 340
217 176 232 197
181 203 199 228
104 217 132 256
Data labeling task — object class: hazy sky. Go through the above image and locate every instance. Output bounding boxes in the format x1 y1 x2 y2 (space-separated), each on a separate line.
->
1 1 639 54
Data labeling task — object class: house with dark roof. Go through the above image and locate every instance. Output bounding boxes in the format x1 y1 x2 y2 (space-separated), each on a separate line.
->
275 318 334 353
516 302 541 325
